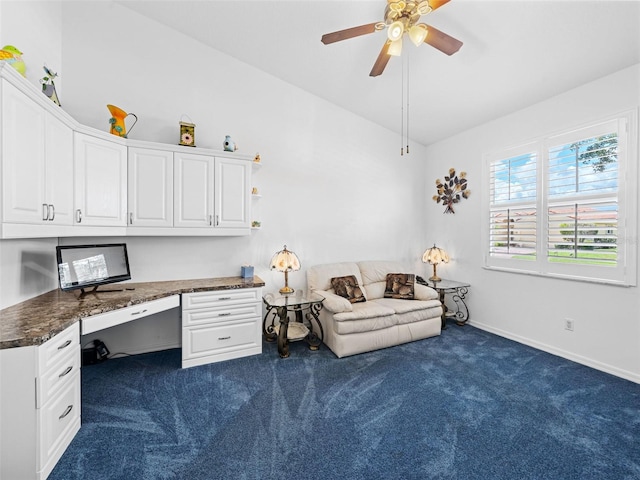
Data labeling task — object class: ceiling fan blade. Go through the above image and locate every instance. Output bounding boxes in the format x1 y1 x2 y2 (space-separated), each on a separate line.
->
428 0 452 12
321 23 377 45
370 41 391 77
424 24 463 55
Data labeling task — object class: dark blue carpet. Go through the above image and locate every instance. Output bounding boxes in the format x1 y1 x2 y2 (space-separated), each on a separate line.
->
50 322 640 480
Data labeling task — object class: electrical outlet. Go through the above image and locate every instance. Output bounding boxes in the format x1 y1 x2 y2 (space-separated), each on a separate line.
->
564 318 574 331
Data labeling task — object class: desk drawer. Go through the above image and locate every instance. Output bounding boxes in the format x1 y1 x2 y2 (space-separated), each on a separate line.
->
82 295 180 335
37 344 80 408
38 371 81 472
182 288 261 310
38 323 79 375
182 319 260 359
182 302 261 327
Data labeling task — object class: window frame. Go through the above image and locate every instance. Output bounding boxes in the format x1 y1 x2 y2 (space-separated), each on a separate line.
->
482 109 638 286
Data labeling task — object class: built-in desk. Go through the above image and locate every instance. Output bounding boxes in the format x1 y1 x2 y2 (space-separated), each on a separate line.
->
0 276 264 480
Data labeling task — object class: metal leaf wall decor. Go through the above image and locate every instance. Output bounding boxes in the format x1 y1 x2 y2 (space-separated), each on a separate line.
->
433 168 470 214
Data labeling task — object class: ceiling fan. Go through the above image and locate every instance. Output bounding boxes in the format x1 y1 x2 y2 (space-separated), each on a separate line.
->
321 0 463 77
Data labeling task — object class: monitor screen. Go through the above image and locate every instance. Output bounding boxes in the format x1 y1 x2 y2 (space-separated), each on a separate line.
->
56 243 131 292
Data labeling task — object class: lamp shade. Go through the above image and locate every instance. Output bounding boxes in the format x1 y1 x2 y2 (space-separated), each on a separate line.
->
422 244 449 282
408 24 428 46
270 245 301 294
269 245 300 272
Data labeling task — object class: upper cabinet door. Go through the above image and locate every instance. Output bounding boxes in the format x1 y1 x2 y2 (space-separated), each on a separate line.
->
174 152 214 228
74 132 127 226
44 112 74 225
128 147 173 227
1 79 46 223
215 157 250 229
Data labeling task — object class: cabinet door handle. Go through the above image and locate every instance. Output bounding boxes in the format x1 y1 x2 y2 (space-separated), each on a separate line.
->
130 309 148 316
42 204 49 221
209 215 213 226
59 366 73 378
59 405 73 420
215 215 219 226
129 212 133 225
218 312 231 317
57 339 72 350
218 336 231 341
76 209 82 223
49 204 55 221
219 296 231 300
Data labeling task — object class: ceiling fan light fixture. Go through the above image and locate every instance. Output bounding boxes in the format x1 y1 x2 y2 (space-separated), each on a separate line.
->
387 20 405 41
375 22 387 31
409 23 428 46
389 1 407 14
417 1 432 15
388 37 403 56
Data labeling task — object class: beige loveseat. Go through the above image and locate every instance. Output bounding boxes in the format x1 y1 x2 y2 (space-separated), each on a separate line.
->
307 260 443 358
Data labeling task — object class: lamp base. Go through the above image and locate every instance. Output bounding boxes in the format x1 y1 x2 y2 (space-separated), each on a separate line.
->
279 286 294 295
429 275 441 282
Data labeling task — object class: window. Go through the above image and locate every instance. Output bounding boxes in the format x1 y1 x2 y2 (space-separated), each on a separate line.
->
484 111 637 286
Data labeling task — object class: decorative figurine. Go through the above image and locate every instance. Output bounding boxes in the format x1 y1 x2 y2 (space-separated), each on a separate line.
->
223 135 238 152
0 45 26 77
40 66 61 106
107 104 138 138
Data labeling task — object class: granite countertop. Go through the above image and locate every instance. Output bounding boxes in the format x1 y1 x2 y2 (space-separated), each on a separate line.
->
0 276 265 349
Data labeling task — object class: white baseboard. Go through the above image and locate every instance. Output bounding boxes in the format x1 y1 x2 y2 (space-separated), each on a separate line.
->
469 320 640 385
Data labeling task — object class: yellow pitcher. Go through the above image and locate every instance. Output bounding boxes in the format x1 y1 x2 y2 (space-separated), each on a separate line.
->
107 104 137 138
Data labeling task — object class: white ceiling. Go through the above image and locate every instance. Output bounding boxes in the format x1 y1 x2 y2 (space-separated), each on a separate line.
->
118 0 640 147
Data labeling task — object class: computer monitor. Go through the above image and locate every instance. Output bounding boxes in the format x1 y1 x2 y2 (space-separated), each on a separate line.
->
56 243 131 294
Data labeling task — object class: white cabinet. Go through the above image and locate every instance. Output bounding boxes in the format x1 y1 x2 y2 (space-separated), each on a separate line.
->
74 132 127 226
0 322 81 480
215 156 250 229
182 288 262 368
174 152 251 231
174 152 214 228
128 147 173 227
1 79 73 227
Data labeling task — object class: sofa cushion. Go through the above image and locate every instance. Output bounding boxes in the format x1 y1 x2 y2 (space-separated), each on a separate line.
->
357 260 405 285
333 301 395 322
383 273 415 300
331 275 367 304
315 290 353 313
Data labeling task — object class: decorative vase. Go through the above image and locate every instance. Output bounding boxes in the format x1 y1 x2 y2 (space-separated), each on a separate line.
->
107 104 137 138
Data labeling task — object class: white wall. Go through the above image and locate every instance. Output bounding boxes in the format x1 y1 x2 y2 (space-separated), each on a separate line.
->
0 1 63 308
424 64 640 383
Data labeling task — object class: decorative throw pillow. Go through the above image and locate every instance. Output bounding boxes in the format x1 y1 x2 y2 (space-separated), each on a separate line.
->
330 275 366 304
384 273 415 300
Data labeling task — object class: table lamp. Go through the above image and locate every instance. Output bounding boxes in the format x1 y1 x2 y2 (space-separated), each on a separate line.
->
422 244 449 282
269 245 301 294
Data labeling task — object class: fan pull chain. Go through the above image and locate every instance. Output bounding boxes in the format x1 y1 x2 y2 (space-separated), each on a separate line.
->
401 53 404 156
406 54 410 155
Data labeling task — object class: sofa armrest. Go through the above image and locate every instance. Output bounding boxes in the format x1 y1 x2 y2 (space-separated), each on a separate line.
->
314 290 353 313
415 283 439 301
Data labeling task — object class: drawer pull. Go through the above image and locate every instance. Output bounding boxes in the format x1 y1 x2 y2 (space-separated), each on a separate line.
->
131 309 148 316
218 336 231 341
219 297 231 301
218 312 231 317
59 366 73 378
59 405 73 420
57 340 72 350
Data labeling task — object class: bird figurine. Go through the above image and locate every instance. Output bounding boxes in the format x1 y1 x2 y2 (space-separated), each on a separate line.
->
223 135 238 152
0 45 26 77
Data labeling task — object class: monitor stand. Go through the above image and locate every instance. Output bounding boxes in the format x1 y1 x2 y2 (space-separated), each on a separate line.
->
79 285 134 296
